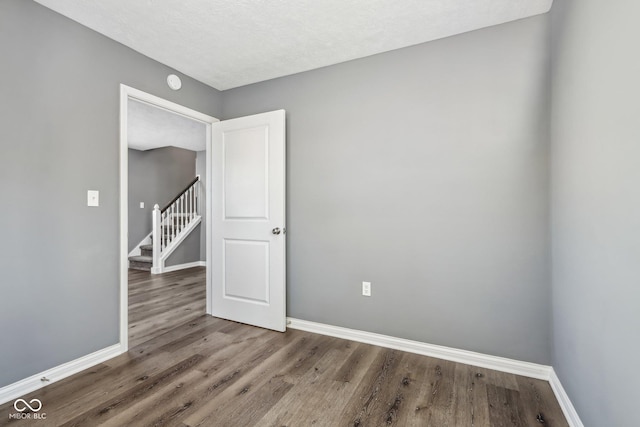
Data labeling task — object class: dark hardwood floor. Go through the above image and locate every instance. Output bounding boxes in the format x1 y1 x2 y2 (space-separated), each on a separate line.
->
0 268 568 426
128 267 207 348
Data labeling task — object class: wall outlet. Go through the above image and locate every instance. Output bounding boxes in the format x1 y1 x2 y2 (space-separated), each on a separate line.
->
362 281 371 297
87 190 99 207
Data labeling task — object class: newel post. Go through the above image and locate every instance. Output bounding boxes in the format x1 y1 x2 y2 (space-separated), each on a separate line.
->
152 204 161 274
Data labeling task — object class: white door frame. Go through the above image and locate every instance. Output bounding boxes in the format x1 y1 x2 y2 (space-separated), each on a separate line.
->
119 84 218 352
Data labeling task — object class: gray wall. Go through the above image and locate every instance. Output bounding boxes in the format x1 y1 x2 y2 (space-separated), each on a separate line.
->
196 151 207 262
0 0 222 388
550 1 640 425
223 16 552 364
128 146 196 251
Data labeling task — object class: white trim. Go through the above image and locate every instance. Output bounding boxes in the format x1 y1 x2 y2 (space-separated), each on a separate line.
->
119 85 129 352
120 84 218 353
156 216 202 270
150 214 202 274
205 126 212 315
549 368 584 427
286 318 552 380
128 231 152 258
0 344 123 405
163 261 207 273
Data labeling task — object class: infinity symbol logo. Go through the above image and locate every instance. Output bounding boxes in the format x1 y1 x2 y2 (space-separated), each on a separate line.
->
13 398 42 412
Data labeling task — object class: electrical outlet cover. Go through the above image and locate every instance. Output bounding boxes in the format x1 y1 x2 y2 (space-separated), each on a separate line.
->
87 190 99 207
362 281 371 296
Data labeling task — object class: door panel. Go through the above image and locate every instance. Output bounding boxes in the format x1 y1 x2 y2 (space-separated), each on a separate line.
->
211 110 286 332
223 126 268 219
223 239 269 304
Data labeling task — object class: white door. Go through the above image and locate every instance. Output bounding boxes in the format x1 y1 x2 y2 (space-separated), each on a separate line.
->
211 110 286 331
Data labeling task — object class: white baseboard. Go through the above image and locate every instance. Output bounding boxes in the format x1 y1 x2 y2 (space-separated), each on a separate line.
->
549 368 584 427
163 261 206 273
287 319 586 424
286 318 552 380
0 344 123 405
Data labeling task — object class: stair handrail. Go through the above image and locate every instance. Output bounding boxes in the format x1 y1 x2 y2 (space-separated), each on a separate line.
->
152 176 201 271
161 176 200 213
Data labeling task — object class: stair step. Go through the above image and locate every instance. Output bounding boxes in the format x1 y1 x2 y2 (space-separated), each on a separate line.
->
140 244 153 251
128 255 152 263
129 262 151 272
129 255 152 272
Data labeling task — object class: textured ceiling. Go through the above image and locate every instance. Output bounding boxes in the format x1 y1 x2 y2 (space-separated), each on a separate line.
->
128 100 206 152
34 0 553 90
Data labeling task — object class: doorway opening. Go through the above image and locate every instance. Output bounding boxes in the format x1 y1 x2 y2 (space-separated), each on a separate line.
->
119 85 217 351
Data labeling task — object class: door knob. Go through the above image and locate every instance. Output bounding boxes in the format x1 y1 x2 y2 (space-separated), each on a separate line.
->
272 227 281 235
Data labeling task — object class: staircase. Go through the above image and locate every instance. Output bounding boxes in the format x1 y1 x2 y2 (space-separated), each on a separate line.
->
128 243 154 271
128 176 201 273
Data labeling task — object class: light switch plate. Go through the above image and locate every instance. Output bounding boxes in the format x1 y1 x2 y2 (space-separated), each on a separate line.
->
87 190 99 207
140 202 145 209
362 281 371 297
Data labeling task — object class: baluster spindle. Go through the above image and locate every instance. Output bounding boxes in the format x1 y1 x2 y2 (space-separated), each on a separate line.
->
163 211 167 249
170 203 173 240
195 182 199 215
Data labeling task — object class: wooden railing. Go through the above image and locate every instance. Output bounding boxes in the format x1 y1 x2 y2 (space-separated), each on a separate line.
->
152 176 201 270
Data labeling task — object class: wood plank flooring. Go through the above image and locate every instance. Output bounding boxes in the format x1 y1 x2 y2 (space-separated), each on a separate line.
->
128 267 206 348
0 268 568 426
